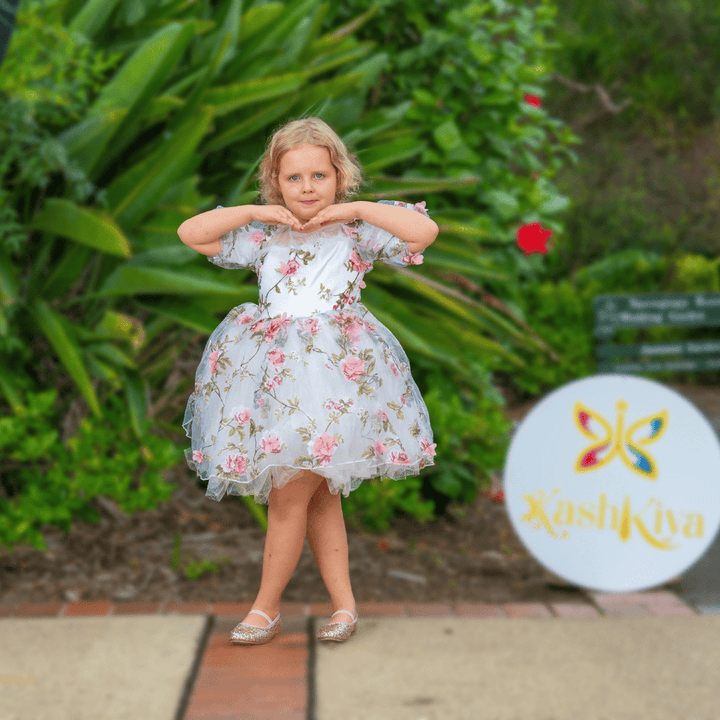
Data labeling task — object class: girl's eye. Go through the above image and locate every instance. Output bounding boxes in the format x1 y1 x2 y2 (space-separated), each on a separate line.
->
290 173 324 181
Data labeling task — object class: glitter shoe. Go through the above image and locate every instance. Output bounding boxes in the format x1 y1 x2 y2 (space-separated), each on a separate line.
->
316 608 358 642
230 609 281 645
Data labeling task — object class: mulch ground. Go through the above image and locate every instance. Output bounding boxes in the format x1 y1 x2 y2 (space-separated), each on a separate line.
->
1 381 718 609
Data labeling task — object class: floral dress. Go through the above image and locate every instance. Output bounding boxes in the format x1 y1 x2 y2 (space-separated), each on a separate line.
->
183 200 437 504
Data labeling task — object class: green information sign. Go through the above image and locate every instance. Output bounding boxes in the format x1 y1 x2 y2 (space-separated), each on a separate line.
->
593 292 720 374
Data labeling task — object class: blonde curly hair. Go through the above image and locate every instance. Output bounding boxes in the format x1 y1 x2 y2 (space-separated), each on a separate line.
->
256 117 364 206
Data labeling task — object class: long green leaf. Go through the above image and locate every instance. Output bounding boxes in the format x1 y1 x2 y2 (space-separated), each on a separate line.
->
357 137 428 174
0 361 24 413
85 342 138 370
204 97 297 151
238 2 285 43
165 24 233 135
109 106 215 226
122 369 149 437
29 300 101 417
27 199 131 258
203 72 308 115
0 246 19 303
393 266 554 354
361 175 483 198
80 22 196 177
134 299 228 334
96 265 257 297
68 0 124 39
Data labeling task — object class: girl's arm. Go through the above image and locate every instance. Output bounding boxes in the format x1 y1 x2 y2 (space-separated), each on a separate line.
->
177 205 258 256
356 201 439 254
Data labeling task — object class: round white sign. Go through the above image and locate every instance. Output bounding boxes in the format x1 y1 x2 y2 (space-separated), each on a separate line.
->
503 374 720 592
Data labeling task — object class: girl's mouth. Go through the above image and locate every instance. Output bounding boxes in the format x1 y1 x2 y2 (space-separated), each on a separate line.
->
301 200 316 205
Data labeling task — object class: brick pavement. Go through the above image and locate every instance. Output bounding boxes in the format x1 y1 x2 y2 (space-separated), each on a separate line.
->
0 591 706 719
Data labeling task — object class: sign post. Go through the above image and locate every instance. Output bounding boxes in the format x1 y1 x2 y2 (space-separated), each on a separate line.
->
594 292 720 374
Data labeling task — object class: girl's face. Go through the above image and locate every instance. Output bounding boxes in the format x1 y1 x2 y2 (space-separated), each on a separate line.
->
277 144 338 230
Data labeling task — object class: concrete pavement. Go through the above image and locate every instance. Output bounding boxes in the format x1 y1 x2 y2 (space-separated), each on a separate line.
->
2 594 719 720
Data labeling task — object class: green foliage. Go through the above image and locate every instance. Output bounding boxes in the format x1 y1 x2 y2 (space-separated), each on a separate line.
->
0 0 123 129
422 369 512 499
0 0 578 535
0 386 182 556
552 0 720 126
670 253 720 293
543 1 720 272
343 474 435 534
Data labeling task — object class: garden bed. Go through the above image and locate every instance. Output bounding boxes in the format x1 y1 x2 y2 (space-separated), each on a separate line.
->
1 382 717 608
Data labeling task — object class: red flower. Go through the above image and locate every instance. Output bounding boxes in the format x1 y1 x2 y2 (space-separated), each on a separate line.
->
492 490 505 503
525 94 542 107
516 222 553 255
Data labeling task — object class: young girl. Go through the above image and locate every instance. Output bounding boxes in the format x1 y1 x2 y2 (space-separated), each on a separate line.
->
178 117 438 645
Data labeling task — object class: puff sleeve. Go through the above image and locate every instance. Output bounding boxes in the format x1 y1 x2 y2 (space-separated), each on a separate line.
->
353 200 430 268
207 204 265 273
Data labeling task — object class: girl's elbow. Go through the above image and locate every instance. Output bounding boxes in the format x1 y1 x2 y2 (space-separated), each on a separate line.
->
424 221 439 247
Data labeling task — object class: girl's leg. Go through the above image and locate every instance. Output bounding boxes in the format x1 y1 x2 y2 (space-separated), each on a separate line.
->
240 469 325 627
306 479 356 623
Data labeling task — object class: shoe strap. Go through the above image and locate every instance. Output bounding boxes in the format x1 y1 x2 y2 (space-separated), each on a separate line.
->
330 609 356 622
249 609 278 625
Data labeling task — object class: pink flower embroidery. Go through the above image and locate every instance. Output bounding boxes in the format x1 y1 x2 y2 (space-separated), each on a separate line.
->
389 362 399 377
348 320 364 342
232 407 251 424
375 407 388 421
209 350 220 374
192 450 204 463
358 279 366 289
332 311 364 342
420 438 437 456
222 453 247 475
413 201 429 216
400 396 406 405
349 248 373 273
251 319 267 333
267 349 286 369
402 252 424 265
261 434 282 454
265 375 283 390
257 397 266 407
389 451 412 465
263 313 291 343
374 441 387 456
311 433 339 466
235 312 255 325
279 258 300 276
341 356 365 381
249 229 264 246
341 225 357 238
298 318 320 335
325 363 332 370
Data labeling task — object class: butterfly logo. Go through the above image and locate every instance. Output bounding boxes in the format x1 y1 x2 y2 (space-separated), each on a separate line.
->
574 400 669 479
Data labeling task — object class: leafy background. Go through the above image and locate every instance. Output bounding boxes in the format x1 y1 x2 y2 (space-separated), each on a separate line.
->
0 0 718 556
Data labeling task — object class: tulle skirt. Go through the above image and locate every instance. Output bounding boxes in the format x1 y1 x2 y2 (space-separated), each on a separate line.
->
183 302 436 504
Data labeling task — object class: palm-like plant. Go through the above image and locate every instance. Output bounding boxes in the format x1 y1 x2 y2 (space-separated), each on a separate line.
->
2 0 557 432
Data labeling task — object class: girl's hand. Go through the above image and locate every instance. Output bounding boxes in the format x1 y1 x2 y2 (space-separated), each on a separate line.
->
300 202 363 231
254 205 304 230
